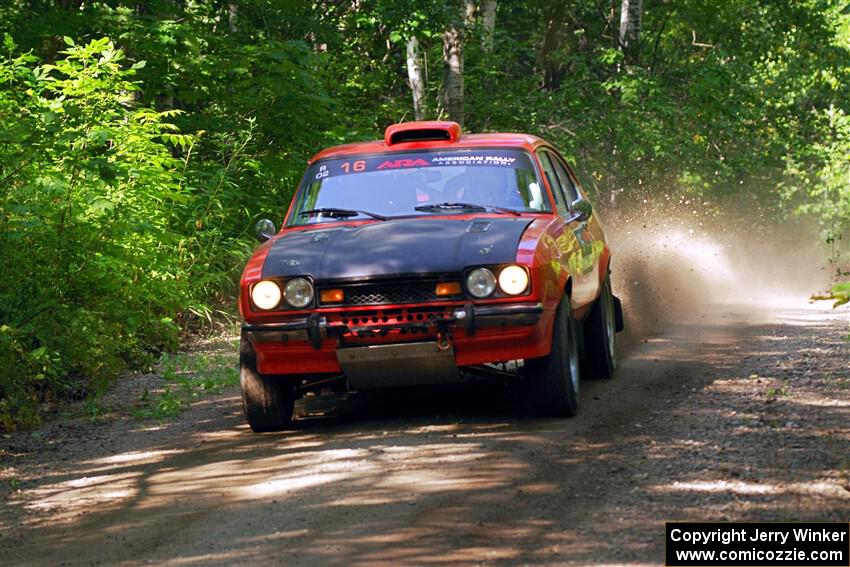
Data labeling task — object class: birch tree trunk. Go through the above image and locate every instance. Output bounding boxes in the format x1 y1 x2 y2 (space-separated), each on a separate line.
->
228 3 238 33
481 0 497 53
442 1 475 125
618 0 642 62
442 24 464 124
406 36 426 120
465 1 477 28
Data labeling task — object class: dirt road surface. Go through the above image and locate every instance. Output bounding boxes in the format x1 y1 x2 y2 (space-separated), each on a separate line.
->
1 297 847 566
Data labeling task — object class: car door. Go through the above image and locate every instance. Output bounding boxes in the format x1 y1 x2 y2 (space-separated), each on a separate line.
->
536 148 591 310
546 149 604 308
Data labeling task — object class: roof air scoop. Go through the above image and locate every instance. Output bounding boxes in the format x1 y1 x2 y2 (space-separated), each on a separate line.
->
384 121 463 146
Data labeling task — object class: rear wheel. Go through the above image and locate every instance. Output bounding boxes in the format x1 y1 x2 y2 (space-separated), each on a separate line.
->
584 275 617 380
525 295 580 417
240 333 295 432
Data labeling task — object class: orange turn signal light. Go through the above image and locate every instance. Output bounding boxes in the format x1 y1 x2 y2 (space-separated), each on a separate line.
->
435 282 462 297
320 289 345 303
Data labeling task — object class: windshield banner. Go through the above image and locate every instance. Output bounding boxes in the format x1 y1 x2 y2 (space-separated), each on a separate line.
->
310 150 532 181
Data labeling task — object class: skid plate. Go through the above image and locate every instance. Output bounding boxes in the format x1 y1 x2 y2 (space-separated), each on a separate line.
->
337 341 460 389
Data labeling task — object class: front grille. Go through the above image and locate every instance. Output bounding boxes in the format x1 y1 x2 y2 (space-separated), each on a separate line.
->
319 280 460 306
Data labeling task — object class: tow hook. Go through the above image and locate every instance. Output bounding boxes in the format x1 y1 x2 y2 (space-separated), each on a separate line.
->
436 331 452 351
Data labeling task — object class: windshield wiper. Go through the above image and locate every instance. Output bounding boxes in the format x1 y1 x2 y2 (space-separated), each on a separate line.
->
299 207 387 221
414 202 521 216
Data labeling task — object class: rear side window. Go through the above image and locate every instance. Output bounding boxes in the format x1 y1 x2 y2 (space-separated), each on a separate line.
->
537 150 568 216
550 154 579 203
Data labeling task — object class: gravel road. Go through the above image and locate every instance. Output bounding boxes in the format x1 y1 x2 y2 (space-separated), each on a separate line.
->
1 297 847 566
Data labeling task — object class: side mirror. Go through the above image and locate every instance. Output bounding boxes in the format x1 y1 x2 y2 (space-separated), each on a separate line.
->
571 199 593 222
254 218 277 242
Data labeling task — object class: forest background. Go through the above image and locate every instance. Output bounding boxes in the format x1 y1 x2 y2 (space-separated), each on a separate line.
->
0 0 847 430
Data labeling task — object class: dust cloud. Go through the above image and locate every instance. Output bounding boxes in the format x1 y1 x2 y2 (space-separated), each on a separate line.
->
601 195 836 335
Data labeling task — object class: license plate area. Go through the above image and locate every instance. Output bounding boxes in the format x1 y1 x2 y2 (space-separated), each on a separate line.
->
337 341 460 389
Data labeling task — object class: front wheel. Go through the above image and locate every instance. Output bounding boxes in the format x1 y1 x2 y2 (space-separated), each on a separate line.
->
525 295 580 417
240 333 295 432
584 274 617 380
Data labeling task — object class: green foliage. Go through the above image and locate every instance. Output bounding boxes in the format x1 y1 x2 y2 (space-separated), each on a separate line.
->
813 282 850 307
0 37 188 428
133 350 239 421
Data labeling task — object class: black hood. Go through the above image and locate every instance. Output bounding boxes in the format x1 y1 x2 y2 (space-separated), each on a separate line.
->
262 217 533 281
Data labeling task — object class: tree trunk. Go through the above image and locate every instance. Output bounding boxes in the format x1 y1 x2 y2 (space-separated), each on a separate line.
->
406 36 426 120
442 1 474 125
465 0 477 25
540 2 565 90
618 0 642 62
481 0 497 52
228 3 238 33
442 24 464 124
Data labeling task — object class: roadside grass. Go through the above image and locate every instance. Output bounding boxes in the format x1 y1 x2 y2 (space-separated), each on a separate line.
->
0 476 21 493
133 342 239 421
764 379 791 401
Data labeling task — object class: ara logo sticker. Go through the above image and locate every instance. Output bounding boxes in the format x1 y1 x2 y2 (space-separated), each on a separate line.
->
376 158 430 170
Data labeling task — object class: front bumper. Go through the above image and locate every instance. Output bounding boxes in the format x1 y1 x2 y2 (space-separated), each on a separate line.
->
244 302 544 347
244 302 551 376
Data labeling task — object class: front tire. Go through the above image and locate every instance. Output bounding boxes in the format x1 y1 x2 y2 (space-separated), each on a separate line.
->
240 333 295 432
525 295 580 417
584 274 617 380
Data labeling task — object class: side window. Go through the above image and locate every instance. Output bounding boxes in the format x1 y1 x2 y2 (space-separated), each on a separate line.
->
563 160 586 201
537 150 568 216
551 153 579 204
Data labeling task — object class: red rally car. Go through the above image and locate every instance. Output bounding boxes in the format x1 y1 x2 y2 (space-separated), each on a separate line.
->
239 121 623 431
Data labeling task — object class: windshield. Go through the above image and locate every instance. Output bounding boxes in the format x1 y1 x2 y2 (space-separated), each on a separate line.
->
288 149 550 226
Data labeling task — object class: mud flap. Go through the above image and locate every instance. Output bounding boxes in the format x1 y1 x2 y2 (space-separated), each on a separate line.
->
613 295 624 332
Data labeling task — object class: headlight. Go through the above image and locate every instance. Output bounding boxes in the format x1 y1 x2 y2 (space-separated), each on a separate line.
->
283 277 314 308
498 265 529 295
466 268 497 298
251 280 282 310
